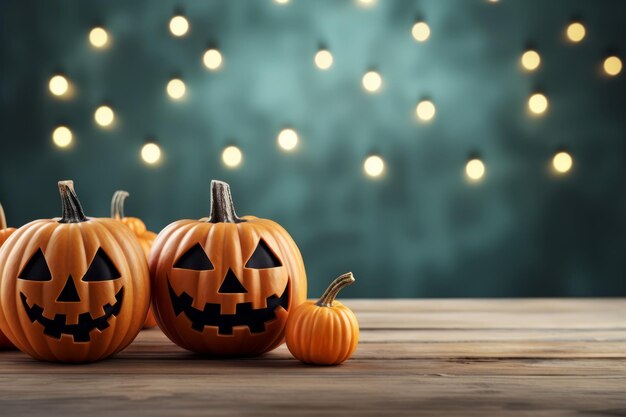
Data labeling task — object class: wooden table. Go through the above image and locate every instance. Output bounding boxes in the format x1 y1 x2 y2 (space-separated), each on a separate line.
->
0 299 625 416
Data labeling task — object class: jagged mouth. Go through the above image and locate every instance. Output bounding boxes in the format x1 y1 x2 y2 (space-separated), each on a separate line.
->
167 276 289 335
20 287 124 343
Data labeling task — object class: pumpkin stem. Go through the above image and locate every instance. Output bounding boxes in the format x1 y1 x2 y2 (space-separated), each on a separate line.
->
111 190 129 220
208 180 244 223
58 180 88 223
0 202 6 230
316 272 355 307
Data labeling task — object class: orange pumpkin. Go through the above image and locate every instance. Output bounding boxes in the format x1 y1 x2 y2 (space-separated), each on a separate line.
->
285 272 359 365
0 181 150 362
111 190 158 328
0 203 17 349
149 180 307 356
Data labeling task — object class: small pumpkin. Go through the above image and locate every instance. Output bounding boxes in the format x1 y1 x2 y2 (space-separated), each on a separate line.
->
0 203 17 349
111 190 158 328
149 180 307 356
285 272 359 365
0 181 150 363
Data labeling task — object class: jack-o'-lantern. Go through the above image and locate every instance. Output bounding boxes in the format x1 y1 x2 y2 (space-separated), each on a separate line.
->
149 180 307 356
0 181 150 362
110 190 158 328
0 202 17 349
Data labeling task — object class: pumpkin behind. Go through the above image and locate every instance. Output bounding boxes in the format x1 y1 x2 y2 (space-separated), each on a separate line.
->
110 190 158 328
0 203 17 349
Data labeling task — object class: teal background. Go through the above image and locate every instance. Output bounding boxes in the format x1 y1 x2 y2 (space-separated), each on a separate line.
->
0 0 624 298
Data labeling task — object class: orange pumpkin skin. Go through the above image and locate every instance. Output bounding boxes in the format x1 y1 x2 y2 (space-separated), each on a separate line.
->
111 191 158 329
0 182 150 363
149 180 307 356
0 203 17 349
285 273 359 365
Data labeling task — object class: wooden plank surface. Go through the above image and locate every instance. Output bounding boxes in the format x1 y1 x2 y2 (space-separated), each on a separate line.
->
0 299 625 416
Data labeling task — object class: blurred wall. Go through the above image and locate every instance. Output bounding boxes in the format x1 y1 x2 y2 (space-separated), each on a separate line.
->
0 0 624 297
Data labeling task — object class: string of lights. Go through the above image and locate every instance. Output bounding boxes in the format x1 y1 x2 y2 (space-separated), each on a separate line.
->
47 0 622 184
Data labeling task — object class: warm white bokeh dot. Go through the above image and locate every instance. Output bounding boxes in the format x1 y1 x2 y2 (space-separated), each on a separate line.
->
49 75 69 96
356 0 376 7
167 78 186 100
89 27 109 48
521 50 541 71
52 126 73 148
222 146 242 168
169 15 189 37
411 22 430 42
528 93 548 115
364 155 385 178
603 56 622 76
566 22 585 43
277 128 299 151
274 0 290 4
465 159 486 182
552 151 573 174
362 71 382 93
314 49 333 70
141 143 162 164
203 49 223 70
416 100 436 122
94 105 115 127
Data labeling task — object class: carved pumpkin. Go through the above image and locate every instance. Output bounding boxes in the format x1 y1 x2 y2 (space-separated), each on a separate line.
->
149 180 307 356
0 181 150 362
285 272 359 365
0 203 17 349
111 190 158 328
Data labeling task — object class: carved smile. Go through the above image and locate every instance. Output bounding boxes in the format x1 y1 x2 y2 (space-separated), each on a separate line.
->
167 277 289 335
20 287 124 342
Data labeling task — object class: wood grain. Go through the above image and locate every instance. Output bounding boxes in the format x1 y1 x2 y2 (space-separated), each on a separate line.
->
0 299 625 416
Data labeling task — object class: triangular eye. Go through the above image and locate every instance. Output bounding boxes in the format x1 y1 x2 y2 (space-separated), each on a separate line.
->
174 243 214 270
245 239 282 269
82 248 121 282
18 249 52 281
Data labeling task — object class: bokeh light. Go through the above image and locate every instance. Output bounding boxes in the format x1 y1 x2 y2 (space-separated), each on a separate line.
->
552 151 573 174
94 105 115 127
521 50 541 71
566 22 585 43
48 75 69 96
411 22 430 42
167 78 186 100
274 0 290 4
277 128 299 151
169 15 189 37
364 155 385 178
415 100 436 122
362 71 382 93
141 142 162 165
356 0 376 7
465 159 486 182
52 126 73 148
203 48 223 70
603 56 622 76
222 146 242 168
314 49 333 70
528 93 548 115
89 27 109 48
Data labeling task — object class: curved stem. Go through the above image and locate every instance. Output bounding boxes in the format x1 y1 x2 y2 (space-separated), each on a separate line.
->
208 180 244 223
316 272 355 307
0 202 6 230
58 180 88 223
111 190 129 219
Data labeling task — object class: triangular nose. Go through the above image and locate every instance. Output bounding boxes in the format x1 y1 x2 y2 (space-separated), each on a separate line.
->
57 276 81 302
218 268 248 294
